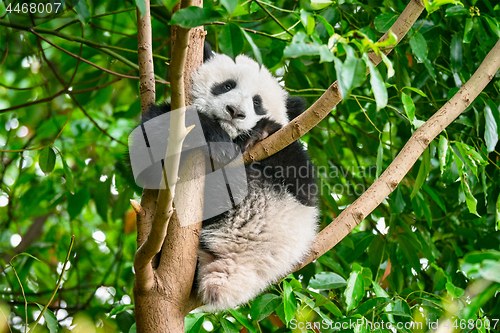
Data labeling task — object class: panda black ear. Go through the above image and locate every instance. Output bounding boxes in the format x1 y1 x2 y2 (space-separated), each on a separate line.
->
286 96 307 120
204 41 215 62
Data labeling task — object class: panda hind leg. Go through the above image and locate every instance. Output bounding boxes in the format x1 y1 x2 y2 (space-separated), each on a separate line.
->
198 256 263 311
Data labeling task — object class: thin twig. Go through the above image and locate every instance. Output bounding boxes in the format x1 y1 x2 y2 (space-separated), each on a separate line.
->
254 0 293 36
32 235 75 332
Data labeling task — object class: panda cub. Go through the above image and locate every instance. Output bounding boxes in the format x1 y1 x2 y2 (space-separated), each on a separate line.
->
141 46 318 311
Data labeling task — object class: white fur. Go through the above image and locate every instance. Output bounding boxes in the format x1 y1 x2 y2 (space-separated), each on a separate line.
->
191 54 289 138
197 184 318 311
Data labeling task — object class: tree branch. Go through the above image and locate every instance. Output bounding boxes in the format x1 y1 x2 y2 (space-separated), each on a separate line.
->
244 0 426 163
134 0 159 291
297 38 500 270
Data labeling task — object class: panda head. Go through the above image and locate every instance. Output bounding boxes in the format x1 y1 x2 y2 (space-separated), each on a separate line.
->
190 53 289 139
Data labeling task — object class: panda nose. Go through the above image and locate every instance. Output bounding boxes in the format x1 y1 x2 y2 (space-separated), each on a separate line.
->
226 105 246 119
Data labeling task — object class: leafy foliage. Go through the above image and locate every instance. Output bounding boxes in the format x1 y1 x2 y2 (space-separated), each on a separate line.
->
1 0 500 332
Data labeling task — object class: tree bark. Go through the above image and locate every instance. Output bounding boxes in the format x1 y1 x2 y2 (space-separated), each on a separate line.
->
134 0 205 331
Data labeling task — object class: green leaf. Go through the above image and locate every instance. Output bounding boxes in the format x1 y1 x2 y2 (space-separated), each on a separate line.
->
463 17 474 43
250 294 281 321
424 58 437 82
229 310 256 333
282 280 297 323
445 281 465 297
456 142 487 178
376 139 383 178
221 318 239 333
300 9 315 35
402 86 428 97
438 135 448 174
450 34 463 73
344 270 364 312
60 153 75 194
411 149 430 199
409 32 427 63
67 188 90 220
128 323 136 333
484 104 498 152
309 272 347 290
135 0 146 17
365 56 387 110
285 37 322 58
310 0 334 10
423 184 447 213
462 179 479 216
484 16 500 38
401 92 415 124
36 304 59 333
338 46 365 97
445 4 468 16
220 0 238 15
219 23 244 59
354 297 392 316
74 0 90 25
315 15 334 36
391 186 406 214
333 56 347 99
374 13 397 33
242 30 262 65
170 7 222 28
109 304 135 316
380 52 394 78
38 147 56 174
185 313 205 333
307 290 342 316
424 0 464 14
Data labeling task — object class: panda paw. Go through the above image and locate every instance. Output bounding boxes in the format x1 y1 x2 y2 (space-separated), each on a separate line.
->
199 271 228 306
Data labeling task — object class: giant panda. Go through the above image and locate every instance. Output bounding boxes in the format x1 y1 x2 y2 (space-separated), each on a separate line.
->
136 45 318 311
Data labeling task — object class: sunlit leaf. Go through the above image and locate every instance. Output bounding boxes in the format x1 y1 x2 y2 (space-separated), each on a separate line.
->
401 92 415 124
345 270 364 312
309 272 347 290
484 104 498 152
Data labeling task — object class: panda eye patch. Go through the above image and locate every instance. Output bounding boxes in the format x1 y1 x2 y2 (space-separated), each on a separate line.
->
253 95 265 115
211 79 237 96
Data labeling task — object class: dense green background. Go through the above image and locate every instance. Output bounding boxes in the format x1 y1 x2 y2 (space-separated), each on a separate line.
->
1 0 500 332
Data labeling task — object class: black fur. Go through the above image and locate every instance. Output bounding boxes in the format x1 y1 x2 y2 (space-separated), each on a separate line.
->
252 95 265 115
286 96 307 120
138 98 317 208
203 41 214 62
